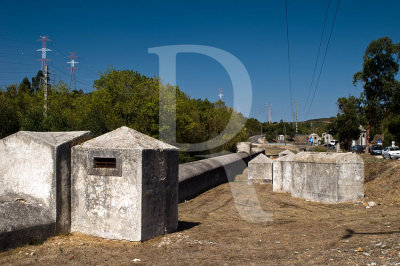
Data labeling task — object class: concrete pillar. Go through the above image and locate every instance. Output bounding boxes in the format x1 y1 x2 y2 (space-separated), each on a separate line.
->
71 126 179 242
248 154 273 184
272 154 295 193
236 142 252 155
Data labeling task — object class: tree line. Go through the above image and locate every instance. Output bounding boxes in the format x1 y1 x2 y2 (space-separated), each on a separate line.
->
329 36 400 150
0 68 248 163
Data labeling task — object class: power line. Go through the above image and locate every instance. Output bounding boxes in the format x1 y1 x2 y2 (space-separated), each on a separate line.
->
48 42 98 86
0 60 37 66
284 0 293 121
306 0 341 119
48 42 69 58
0 37 37 47
0 71 36 74
49 62 93 89
0 52 36 56
49 43 97 73
303 0 331 116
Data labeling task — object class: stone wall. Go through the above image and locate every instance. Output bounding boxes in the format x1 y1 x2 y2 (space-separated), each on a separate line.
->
272 154 295 193
179 151 262 202
290 152 364 203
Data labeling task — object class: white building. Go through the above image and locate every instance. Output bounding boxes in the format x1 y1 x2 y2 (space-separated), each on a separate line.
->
309 133 321 145
322 132 334 144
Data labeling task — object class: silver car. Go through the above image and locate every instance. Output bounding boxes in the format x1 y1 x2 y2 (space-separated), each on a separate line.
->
382 146 400 159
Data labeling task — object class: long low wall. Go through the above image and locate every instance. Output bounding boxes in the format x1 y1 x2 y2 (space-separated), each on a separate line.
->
178 150 263 202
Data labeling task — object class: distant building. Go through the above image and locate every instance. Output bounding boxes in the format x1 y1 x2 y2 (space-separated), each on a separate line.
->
309 133 321 145
322 132 333 144
278 135 285 143
353 125 367 146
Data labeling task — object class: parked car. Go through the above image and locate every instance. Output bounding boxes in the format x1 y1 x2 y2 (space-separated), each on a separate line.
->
351 145 365 154
382 146 400 159
327 144 337 151
369 145 383 155
329 140 338 146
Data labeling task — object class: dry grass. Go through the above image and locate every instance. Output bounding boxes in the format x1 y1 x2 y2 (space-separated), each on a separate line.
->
1 154 399 265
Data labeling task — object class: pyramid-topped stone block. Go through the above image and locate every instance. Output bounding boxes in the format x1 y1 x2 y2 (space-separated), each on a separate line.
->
248 153 273 184
0 130 91 235
71 126 179 242
279 149 295 158
273 153 295 193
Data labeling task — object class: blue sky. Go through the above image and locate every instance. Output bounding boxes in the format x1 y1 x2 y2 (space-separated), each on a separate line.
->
0 0 399 122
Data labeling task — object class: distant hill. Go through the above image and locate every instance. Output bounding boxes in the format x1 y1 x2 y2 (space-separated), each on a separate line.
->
298 117 335 136
303 117 335 124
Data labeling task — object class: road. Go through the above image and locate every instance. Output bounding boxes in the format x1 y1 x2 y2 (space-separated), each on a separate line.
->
249 135 264 144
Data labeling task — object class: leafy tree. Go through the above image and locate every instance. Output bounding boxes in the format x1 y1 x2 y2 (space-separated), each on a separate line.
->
388 116 400 145
0 92 20 138
353 37 400 145
245 118 262 136
0 68 249 163
18 77 33 94
333 96 361 150
32 70 44 92
264 123 277 141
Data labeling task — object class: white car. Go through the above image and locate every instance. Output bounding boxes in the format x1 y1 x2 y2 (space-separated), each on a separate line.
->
329 140 338 146
382 146 400 159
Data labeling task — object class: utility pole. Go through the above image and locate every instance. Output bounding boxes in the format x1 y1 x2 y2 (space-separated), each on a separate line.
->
284 122 287 146
266 102 269 124
296 101 299 134
269 107 272 124
44 65 48 117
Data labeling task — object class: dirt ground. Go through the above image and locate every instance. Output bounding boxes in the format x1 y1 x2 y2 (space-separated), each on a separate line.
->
1 154 400 265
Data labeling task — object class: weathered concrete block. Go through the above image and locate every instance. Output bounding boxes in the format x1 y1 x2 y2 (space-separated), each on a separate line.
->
272 154 295 193
279 149 295 158
291 152 364 203
71 126 179 242
251 147 265 155
0 194 55 251
0 131 91 236
236 142 251 154
248 154 273 184
179 152 253 201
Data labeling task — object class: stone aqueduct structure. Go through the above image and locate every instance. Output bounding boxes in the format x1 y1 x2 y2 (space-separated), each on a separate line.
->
253 150 364 203
0 128 364 250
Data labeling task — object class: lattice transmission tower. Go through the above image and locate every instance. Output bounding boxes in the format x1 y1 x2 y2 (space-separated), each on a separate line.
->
36 36 51 71
218 88 223 100
67 52 79 90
